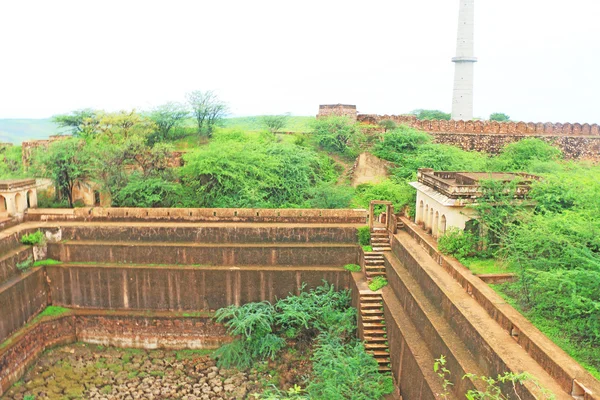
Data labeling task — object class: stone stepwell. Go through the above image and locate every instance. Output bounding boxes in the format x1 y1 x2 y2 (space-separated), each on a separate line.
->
0 208 598 399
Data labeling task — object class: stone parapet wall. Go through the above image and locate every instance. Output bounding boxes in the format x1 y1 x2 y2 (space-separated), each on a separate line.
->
0 311 231 396
398 217 600 400
46 265 351 311
357 114 600 136
26 207 368 224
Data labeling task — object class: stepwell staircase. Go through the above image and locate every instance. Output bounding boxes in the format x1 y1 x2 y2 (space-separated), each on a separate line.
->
360 225 395 373
360 292 391 372
364 227 390 280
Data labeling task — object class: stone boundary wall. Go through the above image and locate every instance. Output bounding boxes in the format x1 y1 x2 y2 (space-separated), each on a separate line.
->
46 265 351 311
317 104 358 121
398 217 599 400
358 114 600 136
26 207 368 224
357 114 600 159
0 311 230 396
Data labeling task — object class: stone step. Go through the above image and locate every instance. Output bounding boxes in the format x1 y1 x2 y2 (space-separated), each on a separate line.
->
360 298 383 304
369 350 391 357
365 343 388 350
364 329 386 336
364 336 387 343
372 247 391 252
361 309 384 315
363 252 383 256
378 365 392 373
360 293 383 301
362 316 385 322
361 304 382 311
365 259 384 264
365 266 385 270
364 256 384 260
363 322 385 329
367 272 387 277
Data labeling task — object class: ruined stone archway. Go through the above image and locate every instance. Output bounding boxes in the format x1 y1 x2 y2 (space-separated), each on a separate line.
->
0 195 6 213
440 215 447 235
434 211 439 238
14 193 23 213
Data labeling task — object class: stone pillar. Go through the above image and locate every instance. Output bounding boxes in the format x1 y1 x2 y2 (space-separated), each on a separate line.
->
451 0 477 121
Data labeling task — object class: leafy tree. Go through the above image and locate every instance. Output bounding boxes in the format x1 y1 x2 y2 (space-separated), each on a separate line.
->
492 138 562 171
489 113 510 122
147 102 189 144
112 174 190 208
52 109 97 137
311 116 364 156
32 138 90 207
186 90 228 138
0 146 24 178
94 110 156 144
411 109 451 121
378 119 397 132
261 115 289 134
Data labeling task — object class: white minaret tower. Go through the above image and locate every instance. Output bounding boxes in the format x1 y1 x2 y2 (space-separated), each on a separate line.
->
451 0 477 121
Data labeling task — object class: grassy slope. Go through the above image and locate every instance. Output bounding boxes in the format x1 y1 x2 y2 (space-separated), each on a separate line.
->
0 116 315 144
222 116 314 132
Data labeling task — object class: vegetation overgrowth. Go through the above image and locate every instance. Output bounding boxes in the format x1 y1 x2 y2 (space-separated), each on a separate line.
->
214 283 393 399
1 106 598 377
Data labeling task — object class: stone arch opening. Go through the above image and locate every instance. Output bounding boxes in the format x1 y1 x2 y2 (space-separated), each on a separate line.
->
440 215 447 235
434 211 439 238
15 193 23 213
94 191 101 207
424 204 429 229
417 200 424 225
429 208 434 234
27 190 34 208
0 195 6 213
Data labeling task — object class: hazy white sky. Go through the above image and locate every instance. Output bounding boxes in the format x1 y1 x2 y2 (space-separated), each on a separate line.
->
0 0 598 123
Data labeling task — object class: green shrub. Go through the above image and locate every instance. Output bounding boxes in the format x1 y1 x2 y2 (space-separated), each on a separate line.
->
306 182 354 209
311 116 364 157
437 228 478 259
20 231 45 246
362 245 373 252
16 257 33 273
307 332 394 399
368 277 388 292
357 226 371 246
344 264 361 272
495 138 562 171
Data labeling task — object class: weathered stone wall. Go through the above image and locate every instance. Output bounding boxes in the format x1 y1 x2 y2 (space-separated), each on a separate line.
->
357 114 600 159
0 246 33 284
0 314 76 396
27 207 368 224
46 265 350 311
0 312 230 396
58 225 359 244
0 268 48 344
47 242 358 266
317 104 358 121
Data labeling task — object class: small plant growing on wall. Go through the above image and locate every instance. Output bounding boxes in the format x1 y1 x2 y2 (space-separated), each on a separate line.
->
344 264 361 272
368 276 388 291
20 231 45 246
16 257 33 273
357 226 371 246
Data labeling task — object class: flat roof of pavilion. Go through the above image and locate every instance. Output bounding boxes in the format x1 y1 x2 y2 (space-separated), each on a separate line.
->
0 179 37 191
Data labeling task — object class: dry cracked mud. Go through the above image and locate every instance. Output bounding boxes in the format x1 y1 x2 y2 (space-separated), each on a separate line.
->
2 344 253 400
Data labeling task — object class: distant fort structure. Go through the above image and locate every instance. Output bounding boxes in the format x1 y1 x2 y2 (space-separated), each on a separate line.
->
317 104 600 160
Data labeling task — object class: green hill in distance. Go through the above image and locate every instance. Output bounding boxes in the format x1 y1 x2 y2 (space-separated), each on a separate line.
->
0 119 63 144
0 116 315 144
